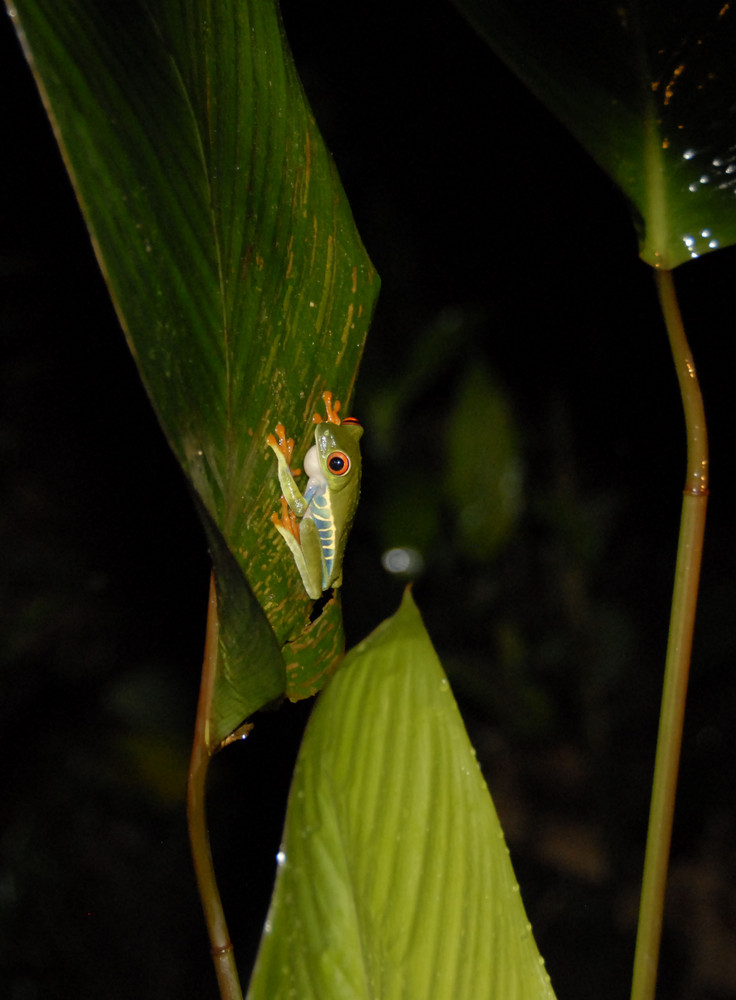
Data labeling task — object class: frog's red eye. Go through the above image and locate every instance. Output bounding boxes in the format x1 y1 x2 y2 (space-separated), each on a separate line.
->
342 416 361 426
327 451 350 475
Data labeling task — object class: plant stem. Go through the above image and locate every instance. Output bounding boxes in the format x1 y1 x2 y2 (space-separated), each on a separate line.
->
630 269 708 1000
188 571 244 1000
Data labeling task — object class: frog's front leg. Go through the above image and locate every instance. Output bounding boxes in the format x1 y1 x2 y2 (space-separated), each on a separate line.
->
266 423 308 517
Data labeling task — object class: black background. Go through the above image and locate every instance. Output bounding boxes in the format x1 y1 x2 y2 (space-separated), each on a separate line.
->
2 3 735 998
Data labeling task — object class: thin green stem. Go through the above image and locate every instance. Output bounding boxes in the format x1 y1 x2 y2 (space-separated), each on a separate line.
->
188 572 243 1000
630 269 708 1000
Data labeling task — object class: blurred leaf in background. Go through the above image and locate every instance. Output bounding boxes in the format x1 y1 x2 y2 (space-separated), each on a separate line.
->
444 362 522 561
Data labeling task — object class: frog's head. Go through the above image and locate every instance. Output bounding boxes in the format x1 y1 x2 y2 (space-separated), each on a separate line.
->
305 418 363 492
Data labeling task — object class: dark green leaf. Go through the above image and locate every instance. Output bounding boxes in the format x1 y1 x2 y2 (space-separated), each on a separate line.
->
453 0 736 267
8 0 379 742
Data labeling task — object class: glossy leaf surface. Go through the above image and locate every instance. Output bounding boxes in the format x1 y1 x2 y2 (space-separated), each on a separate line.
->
454 0 736 268
247 591 557 1000
8 0 378 743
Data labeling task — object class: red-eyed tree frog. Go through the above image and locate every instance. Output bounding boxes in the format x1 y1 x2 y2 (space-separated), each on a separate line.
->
267 391 363 599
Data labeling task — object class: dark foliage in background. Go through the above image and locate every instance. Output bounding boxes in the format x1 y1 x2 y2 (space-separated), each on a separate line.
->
2 2 735 998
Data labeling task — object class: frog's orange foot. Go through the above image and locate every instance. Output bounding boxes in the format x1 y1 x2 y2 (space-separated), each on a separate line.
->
313 390 342 425
267 423 295 464
271 497 300 542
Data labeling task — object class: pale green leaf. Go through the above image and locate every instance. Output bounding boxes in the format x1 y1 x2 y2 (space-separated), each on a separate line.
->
247 591 556 1000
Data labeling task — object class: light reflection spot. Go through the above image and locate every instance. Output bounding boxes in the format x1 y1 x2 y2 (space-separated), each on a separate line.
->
381 547 424 576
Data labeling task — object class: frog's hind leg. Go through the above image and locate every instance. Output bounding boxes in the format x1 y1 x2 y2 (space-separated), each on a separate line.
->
271 506 324 600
